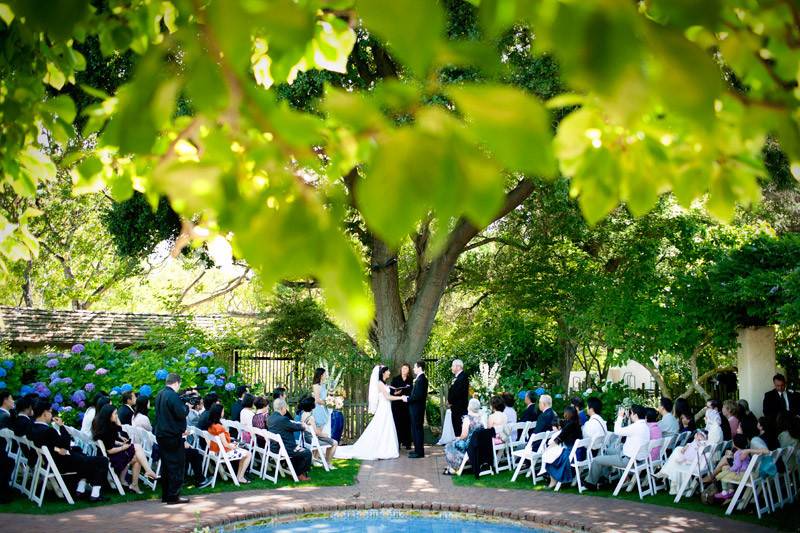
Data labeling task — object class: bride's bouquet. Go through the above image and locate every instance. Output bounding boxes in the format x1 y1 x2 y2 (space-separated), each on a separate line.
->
469 361 502 403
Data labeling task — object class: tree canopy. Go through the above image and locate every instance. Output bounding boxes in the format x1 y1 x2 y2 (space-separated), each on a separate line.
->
1 0 799 350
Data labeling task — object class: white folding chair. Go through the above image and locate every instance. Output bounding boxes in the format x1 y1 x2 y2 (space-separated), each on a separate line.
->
1 429 29 496
301 430 332 471
674 431 691 448
201 430 240 488
552 437 592 493
221 419 252 450
10 434 36 499
264 430 299 483
64 426 96 456
491 437 512 474
600 432 621 457
725 454 771 518
781 445 797 503
506 422 531 468
673 442 712 503
94 439 127 495
248 427 271 479
647 437 669 494
510 431 549 484
29 443 76 506
611 442 653 499
763 448 785 511
131 427 160 490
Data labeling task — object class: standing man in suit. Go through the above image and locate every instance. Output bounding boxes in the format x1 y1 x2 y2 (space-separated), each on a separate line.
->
404 360 428 458
447 359 469 438
155 373 189 505
763 373 800 422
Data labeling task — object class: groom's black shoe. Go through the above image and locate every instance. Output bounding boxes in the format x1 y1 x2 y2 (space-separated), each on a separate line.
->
408 452 424 458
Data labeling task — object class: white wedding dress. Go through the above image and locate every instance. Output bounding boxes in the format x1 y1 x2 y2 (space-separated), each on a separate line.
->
335 367 399 460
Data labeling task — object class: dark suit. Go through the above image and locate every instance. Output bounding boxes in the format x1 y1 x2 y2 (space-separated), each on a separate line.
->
267 412 311 475
13 414 32 438
763 389 800 421
0 409 11 430
447 372 469 437
118 404 135 426
154 387 188 503
28 422 108 487
408 373 428 456
519 404 538 424
533 407 557 435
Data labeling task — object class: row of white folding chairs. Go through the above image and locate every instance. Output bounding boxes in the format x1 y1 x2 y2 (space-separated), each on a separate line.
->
724 445 799 518
453 421 530 477
63 426 127 496
1 427 78 506
121 424 161 490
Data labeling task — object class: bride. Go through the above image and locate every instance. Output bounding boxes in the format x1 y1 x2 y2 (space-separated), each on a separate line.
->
335 365 403 460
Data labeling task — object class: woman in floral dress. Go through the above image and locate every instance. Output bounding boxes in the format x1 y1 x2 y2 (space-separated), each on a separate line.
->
443 399 484 474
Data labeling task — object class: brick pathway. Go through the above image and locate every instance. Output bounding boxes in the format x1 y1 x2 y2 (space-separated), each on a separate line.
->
2 446 774 533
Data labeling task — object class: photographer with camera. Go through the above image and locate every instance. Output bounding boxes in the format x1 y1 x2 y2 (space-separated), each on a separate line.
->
155 373 189 504
585 404 650 489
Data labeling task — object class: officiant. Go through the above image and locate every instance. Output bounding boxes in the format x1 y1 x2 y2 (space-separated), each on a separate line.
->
390 363 413 450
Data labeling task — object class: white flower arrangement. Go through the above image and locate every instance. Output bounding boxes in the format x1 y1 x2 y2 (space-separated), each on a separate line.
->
469 360 502 402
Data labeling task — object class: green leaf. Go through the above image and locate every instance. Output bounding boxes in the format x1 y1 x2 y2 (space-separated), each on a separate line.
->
448 84 557 176
645 0 722 29
71 155 105 194
185 54 229 113
107 170 134 202
357 0 444 75
0 3 14 25
10 0 90 42
44 62 67 90
323 87 386 133
570 146 621 225
41 94 76 123
310 15 356 74
17 146 56 195
80 84 110 100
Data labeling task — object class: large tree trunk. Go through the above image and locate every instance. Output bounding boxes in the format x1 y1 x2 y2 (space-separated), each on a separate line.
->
366 179 536 369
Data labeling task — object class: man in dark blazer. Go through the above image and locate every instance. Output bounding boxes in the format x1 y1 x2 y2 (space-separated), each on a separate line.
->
533 394 557 434
519 391 539 424
763 373 800 422
12 395 34 438
447 359 469 438
404 360 428 458
28 400 109 502
267 398 312 480
0 390 13 430
117 391 136 426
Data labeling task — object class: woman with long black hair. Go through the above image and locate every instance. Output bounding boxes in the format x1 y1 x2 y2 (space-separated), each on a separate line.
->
92 404 157 494
390 363 413 450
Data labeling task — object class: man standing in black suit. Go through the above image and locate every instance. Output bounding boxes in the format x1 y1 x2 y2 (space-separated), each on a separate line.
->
447 359 469 437
404 360 428 458
763 373 800 422
155 373 189 505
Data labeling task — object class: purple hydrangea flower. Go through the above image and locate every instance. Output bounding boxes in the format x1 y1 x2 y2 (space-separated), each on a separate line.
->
37 386 51 398
224 382 236 392
77 400 85 408
155 369 168 380
95 368 108 376
214 378 224 387
214 367 225 375
198 366 208 374
61 377 72 385
46 358 59 368
84 363 96 371
71 391 86 403
52 403 60 412
61 406 73 412
2 360 13 369
84 383 95 392
71 344 85 354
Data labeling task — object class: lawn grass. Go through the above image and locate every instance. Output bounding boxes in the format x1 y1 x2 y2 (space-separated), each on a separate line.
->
0 458 360 515
452 469 795 531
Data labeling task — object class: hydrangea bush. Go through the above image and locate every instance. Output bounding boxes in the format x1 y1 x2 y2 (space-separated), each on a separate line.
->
1 340 244 427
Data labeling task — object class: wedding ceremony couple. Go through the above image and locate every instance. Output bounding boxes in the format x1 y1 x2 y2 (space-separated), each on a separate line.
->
334 361 428 460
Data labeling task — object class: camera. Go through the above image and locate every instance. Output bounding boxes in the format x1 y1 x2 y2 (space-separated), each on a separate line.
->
181 394 202 407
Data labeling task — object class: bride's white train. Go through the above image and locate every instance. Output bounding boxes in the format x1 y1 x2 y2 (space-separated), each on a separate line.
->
334 365 401 460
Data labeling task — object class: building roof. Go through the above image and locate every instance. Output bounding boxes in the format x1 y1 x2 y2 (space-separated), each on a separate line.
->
0 306 234 347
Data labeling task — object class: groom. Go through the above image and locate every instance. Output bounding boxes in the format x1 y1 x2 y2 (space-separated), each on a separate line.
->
403 360 428 458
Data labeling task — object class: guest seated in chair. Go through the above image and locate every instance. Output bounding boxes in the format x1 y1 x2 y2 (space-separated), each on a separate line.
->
267 398 313 481
545 405 584 488
29 400 110 502
443 398 484 475
532 394 557 435
487 395 509 444
207 404 251 484
297 396 338 466
92 404 158 494
132 396 153 432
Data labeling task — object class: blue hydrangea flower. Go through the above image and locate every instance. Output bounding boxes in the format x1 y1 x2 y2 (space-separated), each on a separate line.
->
205 376 216 385
535 387 546 396
187 347 199 355
555 393 563 399
155 369 168 380
84 383 95 392
2 360 13 369
214 367 225 375
54 393 63 404
206 351 214 357
139 385 152 398
61 377 72 385
0 381 5 389
214 378 224 387
198 366 208 374
184 355 191 362
37 386 51 398
111 386 121 395
120 383 133 393
0 368 6 378
517 390 527 400
84 363 96 371
61 406 73 412
71 343 85 354
225 382 236 391
71 390 86 403
46 358 59 368
77 412 84 423
20 385 32 396
52 403 60 412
